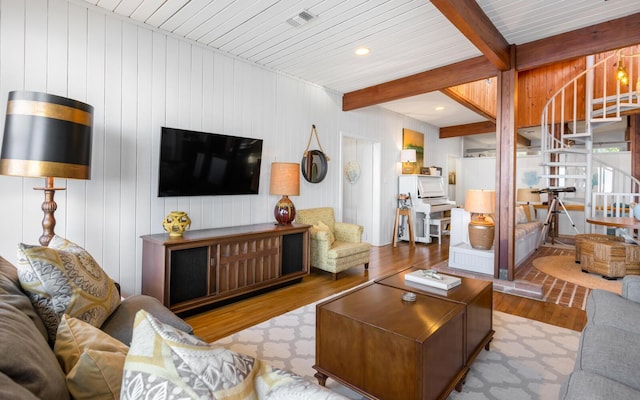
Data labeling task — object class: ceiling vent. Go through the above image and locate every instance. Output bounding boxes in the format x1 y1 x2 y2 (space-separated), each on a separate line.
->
287 11 316 27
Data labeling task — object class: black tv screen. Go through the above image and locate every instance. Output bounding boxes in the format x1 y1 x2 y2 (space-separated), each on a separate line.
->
158 127 263 197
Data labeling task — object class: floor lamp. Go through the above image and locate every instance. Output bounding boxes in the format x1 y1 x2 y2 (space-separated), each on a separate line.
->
0 91 94 246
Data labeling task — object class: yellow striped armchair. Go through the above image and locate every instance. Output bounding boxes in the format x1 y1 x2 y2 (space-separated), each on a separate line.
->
295 207 370 279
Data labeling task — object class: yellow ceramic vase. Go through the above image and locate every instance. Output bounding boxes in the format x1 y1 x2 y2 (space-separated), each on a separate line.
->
162 211 191 237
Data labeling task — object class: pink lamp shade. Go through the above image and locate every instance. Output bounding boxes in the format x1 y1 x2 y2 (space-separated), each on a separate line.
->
270 162 300 225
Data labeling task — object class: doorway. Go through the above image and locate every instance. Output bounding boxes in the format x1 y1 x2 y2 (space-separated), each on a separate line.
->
340 134 381 245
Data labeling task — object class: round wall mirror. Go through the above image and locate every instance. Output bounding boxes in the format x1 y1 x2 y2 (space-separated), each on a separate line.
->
301 150 328 183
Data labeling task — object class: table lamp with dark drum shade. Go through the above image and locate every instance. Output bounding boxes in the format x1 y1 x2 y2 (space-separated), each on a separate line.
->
270 162 300 225
464 189 496 250
0 91 93 246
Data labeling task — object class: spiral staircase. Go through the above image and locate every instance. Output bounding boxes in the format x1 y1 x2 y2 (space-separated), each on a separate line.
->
539 48 640 230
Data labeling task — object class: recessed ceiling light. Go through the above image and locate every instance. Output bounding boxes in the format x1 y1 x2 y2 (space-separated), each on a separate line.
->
355 47 370 56
435 106 445 111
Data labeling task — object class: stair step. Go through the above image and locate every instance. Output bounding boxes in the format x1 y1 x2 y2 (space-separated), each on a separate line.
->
546 148 589 154
562 132 590 138
591 92 637 105
541 161 587 167
539 174 587 180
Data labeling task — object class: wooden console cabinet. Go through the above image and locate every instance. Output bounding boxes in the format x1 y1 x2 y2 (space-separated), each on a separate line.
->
141 223 310 314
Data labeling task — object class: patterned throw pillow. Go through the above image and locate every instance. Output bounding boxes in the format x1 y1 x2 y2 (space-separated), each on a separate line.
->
16 236 121 343
122 310 313 400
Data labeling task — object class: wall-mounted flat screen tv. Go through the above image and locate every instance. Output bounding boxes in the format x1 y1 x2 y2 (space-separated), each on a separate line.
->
158 127 263 197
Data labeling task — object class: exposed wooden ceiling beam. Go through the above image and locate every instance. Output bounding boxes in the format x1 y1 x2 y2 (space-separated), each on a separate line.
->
439 121 531 147
431 0 511 70
517 12 640 71
440 121 495 137
440 87 496 122
342 56 496 111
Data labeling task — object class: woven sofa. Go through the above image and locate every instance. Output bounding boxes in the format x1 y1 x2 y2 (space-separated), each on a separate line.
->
296 207 370 279
560 276 640 399
0 237 346 399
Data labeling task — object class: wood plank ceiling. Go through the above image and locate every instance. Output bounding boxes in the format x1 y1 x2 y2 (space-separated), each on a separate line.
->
79 0 640 128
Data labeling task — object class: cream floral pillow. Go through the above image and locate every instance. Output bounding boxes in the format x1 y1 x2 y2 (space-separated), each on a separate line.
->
16 236 121 343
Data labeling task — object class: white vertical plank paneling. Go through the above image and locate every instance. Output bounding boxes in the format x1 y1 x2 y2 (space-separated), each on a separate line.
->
149 31 167 235
0 0 459 291
119 21 139 295
24 0 47 90
103 15 123 285
85 9 107 267
66 2 89 245
135 26 153 291
0 0 26 262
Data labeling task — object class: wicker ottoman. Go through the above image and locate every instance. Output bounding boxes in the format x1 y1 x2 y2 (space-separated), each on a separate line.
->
579 238 640 279
575 234 624 264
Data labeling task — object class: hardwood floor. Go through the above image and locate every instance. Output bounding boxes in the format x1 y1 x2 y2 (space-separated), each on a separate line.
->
184 238 587 343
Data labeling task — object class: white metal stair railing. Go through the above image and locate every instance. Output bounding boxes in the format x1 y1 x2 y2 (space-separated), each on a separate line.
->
540 49 640 228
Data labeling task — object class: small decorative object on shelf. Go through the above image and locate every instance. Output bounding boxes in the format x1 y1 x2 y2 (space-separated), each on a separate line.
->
162 211 191 237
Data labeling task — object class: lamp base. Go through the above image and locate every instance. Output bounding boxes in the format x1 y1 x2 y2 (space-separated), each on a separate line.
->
402 163 415 174
468 219 495 250
274 195 296 225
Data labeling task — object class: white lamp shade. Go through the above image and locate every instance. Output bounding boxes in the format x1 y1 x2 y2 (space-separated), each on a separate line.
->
464 189 495 214
400 149 416 163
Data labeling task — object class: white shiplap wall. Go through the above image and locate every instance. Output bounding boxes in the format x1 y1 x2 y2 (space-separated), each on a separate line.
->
0 0 444 296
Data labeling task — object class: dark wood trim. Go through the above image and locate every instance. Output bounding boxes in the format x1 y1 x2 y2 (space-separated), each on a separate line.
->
631 115 640 181
342 56 496 111
440 87 496 122
431 0 510 70
495 46 518 281
440 121 496 137
516 13 640 71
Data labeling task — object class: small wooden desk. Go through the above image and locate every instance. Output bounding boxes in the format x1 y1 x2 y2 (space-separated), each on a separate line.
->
586 216 640 244
586 216 640 229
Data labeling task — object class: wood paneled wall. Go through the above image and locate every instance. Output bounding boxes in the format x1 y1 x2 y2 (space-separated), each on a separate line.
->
0 0 441 295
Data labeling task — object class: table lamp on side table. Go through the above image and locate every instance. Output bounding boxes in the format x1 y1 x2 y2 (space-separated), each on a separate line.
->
0 91 93 246
270 162 300 225
465 189 496 250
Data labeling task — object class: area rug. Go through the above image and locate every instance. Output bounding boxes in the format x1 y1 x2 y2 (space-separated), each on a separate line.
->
533 255 622 294
213 298 579 400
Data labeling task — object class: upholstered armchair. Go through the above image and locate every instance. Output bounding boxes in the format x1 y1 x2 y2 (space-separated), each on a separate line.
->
295 207 370 279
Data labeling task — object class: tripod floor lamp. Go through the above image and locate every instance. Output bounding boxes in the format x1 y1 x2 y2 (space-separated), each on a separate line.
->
0 91 93 246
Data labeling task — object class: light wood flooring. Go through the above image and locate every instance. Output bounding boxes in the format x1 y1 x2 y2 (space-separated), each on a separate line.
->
185 237 587 343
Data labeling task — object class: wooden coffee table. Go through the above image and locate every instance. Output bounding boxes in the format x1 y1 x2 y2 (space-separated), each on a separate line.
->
376 267 494 368
314 283 467 400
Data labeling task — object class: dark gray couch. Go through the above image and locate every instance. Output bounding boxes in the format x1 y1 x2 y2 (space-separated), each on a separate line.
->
0 255 193 399
559 275 640 399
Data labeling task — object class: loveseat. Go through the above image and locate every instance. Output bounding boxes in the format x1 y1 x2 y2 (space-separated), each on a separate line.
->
559 276 640 399
448 205 542 274
0 236 346 399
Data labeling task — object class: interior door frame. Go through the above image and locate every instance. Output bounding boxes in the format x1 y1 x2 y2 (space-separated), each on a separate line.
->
338 132 381 246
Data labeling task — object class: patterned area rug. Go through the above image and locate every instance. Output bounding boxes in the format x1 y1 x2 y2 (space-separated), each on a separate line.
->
213 297 579 400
